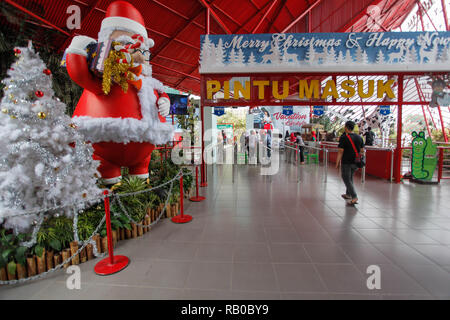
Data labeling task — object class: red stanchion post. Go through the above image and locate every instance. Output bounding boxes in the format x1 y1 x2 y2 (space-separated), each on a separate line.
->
438 148 444 183
190 166 206 202
172 174 193 223
94 190 130 275
200 162 208 187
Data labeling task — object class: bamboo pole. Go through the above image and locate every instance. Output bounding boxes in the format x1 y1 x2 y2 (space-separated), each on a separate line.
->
36 249 47 274
16 263 27 279
120 228 125 241
101 236 108 253
79 247 87 263
0 267 7 281
86 243 94 261
137 221 143 237
131 223 137 238
62 249 71 268
53 253 62 267
148 215 152 231
143 216 148 234
125 228 132 239
112 229 118 247
46 250 54 271
26 256 37 276
172 204 177 217
69 242 79 265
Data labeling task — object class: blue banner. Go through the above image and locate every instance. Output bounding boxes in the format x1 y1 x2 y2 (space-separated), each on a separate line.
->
379 105 390 115
283 106 293 116
214 107 225 116
200 32 450 73
313 106 324 116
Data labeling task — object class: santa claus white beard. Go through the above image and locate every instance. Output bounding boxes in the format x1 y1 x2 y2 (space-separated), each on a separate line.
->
139 63 152 77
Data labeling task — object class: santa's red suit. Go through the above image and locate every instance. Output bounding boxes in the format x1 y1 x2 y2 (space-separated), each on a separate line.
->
65 1 173 184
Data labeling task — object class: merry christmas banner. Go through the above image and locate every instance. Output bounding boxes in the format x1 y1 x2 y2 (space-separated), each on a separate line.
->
199 32 450 74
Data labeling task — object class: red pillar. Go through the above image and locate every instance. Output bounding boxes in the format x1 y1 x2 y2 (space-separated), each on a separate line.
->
395 75 404 183
437 106 448 142
442 0 449 31
200 104 207 186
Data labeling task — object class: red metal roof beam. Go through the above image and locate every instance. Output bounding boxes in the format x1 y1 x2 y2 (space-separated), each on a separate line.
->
4 0 70 36
234 1 273 33
252 0 279 33
198 0 232 34
416 0 439 31
338 0 385 32
281 0 322 33
151 0 205 30
152 62 200 81
442 0 449 31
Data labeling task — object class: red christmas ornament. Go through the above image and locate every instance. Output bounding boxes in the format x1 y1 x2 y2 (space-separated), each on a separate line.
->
43 69 51 75
14 48 21 55
35 90 44 98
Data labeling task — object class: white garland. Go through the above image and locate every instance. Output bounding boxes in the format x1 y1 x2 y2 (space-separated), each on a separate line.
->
72 77 174 145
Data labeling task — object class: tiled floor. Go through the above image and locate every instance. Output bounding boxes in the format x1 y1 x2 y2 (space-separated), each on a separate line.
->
1 156 450 300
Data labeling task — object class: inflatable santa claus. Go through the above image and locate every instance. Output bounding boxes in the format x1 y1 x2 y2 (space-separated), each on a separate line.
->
65 1 174 185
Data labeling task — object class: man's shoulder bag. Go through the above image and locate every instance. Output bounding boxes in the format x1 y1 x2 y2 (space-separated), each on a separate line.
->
347 134 366 168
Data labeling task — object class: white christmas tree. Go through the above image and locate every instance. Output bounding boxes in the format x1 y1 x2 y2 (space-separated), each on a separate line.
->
355 46 363 63
325 47 337 64
406 46 418 64
199 35 212 66
215 38 226 66
0 42 102 232
228 48 237 65
200 35 216 66
361 50 369 64
337 50 345 64
247 52 257 66
305 43 316 64
236 49 246 66
375 50 385 64
344 49 354 64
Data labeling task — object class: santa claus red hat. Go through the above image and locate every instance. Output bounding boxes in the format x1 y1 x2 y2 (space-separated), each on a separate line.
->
98 1 154 48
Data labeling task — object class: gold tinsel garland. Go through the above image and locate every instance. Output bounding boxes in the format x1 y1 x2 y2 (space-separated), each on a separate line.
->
102 42 135 95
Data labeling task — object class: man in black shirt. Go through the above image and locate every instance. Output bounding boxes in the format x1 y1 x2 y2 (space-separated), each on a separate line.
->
364 127 375 146
336 121 365 205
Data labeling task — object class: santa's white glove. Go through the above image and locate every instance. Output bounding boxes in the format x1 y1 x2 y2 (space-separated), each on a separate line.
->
157 97 170 117
66 35 97 57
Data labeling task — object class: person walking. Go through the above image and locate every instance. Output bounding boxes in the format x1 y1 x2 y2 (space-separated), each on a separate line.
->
364 127 375 146
336 121 365 205
239 132 245 153
249 130 257 164
266 130 272 158
295 132 305 164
